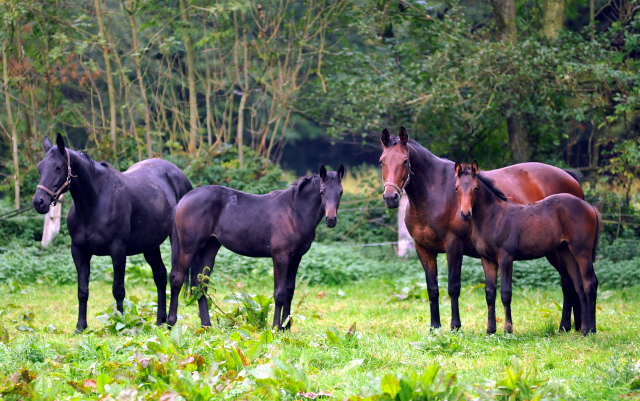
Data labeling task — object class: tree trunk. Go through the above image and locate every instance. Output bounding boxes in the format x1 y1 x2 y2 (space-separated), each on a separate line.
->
2 42 20 209
128 10 153 159
94 0 118 162
507 114 531 162
543 0 565 40
180 0 198 155
489 0 517 43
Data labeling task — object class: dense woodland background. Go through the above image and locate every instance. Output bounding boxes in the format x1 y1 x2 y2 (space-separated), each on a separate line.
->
0 0 639 210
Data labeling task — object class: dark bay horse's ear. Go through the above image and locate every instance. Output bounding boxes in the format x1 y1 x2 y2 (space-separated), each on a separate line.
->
455 162 462 177
319 165 327 181
43 136 52 153
399 126 409 146
56 133 66 156
471 160 479 176
338 165 345 180
381 128 391 147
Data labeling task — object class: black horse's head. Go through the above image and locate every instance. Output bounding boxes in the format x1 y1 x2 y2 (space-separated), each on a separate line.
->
319 165 345 228
33 133 71 214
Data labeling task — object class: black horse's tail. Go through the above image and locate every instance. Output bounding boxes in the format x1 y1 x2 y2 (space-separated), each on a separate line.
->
564 169 583 185
592 206 602 261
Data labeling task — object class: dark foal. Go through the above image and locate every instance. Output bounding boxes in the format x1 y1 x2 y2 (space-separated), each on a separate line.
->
455 161 601 335
168 165 345 330
32 134 192 333
380 127 585 332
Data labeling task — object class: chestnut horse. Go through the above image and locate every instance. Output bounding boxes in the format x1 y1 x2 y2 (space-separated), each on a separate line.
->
380 127 585 331
168 166 344 330
455 161 600 335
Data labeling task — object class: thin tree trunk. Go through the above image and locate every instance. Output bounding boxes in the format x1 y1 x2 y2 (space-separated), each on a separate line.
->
204 45 213 147
543 0 565 39
94 0 118 162
128 8 153 158
507 114 531 162
180 0 198 155
2 42 19 209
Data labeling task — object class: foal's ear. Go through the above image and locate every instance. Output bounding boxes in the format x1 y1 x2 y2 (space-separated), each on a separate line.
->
455 162 462 177
56 133 66 156
338 165 345 181
381 128 391 147
43 136 52 153
319 165 327 181
471 160 479 176
399 126 409 145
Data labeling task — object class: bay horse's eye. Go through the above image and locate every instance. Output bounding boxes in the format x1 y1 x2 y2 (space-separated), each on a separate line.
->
379 161 384 167
320 190 324 195
455 187 458 192
402 160 408 166
474 187 478 191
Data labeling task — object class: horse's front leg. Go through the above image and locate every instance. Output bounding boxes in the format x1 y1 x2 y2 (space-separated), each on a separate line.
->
71 243 92 334
481 257 498 334
445 239 464 331
415 244 440 329
272 253 291 330
498 255 514 334
110 243 127 314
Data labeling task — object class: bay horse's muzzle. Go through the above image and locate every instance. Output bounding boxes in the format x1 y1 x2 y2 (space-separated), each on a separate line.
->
383 191 400 208
460 211 472 221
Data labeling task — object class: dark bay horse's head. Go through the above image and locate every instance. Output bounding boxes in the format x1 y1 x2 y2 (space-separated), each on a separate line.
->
380 127 410 208
319 165 345 228
454 161 479 222
33 133 71 214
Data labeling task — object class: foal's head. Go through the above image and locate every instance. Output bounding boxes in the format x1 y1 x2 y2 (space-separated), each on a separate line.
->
454 161 479 222
319 165 345 228
380 126 410 209
33 133 72 214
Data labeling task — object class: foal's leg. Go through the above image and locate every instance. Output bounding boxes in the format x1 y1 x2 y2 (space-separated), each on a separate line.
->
558 249 588 335
110 242 128 314
546 251 579 332
572 252 598 334
498 256 514 334
144 247 168 325
71 243 92 334
192 238 221 327
272 253 292 330
445 239 464 331
167 249 198 327
415 244 441 329
481 257 499 334
281 255 303 330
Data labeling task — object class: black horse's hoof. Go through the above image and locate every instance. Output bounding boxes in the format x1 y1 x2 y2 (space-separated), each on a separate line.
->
74 327 86 335
486 328 496 335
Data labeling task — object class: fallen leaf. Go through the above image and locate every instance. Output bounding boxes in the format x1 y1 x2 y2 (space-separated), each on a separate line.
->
317 291 326 299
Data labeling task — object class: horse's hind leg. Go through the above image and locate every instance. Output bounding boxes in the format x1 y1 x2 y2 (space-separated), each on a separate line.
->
168 247 198 327
481 257 499 334
144 247 168 325
272 252 292 330
557 248 589 335
192 238 221 327
415 244 441 329
110 242 127 314
570 251 598 335
546 251 580 332
71 243 92 333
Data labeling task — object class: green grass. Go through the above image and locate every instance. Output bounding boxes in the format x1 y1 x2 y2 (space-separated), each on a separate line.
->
0 270 639 399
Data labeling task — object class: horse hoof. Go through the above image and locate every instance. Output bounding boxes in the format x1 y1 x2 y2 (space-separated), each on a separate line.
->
504 323 513 334
74 328 86 335
486 328 496 335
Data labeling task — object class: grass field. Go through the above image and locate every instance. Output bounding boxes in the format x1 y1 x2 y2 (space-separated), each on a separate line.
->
1 258 639 400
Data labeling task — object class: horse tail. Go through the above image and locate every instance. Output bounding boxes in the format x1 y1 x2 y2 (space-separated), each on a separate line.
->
592 206 602 261
564 169 583 185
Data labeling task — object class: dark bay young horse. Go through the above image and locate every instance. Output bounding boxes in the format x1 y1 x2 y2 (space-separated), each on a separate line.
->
455 161 600 335
32 134 192 333
168 165 345 329
380 127 585 332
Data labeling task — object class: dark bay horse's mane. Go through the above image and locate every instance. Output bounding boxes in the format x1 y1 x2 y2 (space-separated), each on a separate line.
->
458 165 508 201
271 174 321 205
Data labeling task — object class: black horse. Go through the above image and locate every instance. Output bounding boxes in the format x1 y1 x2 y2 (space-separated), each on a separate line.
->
168 165 344 329
32 134 192 333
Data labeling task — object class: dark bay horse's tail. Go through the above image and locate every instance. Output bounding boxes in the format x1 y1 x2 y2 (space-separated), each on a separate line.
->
592 206 602 261
564 169 583 185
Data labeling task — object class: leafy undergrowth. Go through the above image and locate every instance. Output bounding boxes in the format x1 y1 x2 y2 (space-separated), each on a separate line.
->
0 276 639 400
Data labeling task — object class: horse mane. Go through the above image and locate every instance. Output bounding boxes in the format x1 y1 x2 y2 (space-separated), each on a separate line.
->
272 174 320 204
458 165 508 201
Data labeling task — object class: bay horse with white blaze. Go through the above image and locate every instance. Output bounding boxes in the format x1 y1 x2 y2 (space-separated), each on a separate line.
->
32 134 192 333
168 165 344 330
455 161 600 335
380 127 585 332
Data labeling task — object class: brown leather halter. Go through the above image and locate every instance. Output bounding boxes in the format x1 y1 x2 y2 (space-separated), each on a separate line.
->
37 150 76 206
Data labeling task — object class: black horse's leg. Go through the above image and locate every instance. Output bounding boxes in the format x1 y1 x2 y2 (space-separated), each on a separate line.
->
192 238 221 327
415 244 440 329
167 249 197 327
498 256 514 334
144 247 168 325
272 253 291 330
481 257 498 335
110 243 127 314
546 252 575 332
71 243 92 334
281 255 302 330
445 239 464 331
